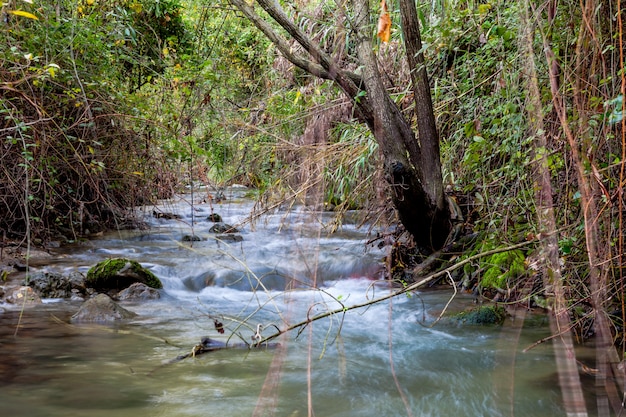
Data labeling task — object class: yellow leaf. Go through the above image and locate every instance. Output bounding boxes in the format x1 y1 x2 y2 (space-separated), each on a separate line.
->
162 47 169 56
8 10 39 20
377 0 391 43
46 63 60 78
86 0 95 5
130 3 142 13
131 171 144 176
477 3 492 14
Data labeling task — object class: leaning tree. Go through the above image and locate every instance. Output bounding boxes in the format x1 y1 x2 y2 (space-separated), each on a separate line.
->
229 0 452 252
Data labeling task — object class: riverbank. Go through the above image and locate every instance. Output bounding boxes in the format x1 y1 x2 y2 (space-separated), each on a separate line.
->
0 242 56 303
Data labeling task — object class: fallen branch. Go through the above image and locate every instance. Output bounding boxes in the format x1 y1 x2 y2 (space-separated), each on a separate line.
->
256 239 538 345
166 239 538 366
167 336 281 364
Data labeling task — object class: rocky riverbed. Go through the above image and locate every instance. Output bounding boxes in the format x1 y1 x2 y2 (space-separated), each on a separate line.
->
0 243 160 321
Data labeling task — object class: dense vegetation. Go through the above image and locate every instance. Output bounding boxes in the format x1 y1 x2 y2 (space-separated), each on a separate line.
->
1 0 625 414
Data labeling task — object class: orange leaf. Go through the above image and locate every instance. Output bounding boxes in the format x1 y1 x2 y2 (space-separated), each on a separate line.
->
377 0 391 43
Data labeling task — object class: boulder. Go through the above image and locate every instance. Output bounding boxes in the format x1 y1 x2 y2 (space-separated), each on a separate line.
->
455 305 506 325
26 271 86 299
207 213 222 222
117 282 160 301
182 234 205 242
86 258 162 292
152 210 182 220
209 222 239 234
71 293 137 322
183 271 215 291
216 234 244 243
5 286 42 305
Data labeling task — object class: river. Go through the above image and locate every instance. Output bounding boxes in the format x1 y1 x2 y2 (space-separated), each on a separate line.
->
0 187 570 416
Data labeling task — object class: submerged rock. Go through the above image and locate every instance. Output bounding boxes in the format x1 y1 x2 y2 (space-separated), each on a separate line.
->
207 213 222 222
152 210 182 220
182 234 205 242
183 271 215 291
71 293 137 322
209 222 239 234
86 258 162 292
215 234 243 243
455 305 506 325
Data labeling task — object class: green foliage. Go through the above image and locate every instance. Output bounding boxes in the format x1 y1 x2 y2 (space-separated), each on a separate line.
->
324 124 378 210
604 95 625 125
481 250 526 290
112 0 192 92
0 0 192 241
420 2 538 251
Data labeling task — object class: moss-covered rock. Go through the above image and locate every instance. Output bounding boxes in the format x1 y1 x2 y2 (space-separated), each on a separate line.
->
86 258 162 292
455 305 506 325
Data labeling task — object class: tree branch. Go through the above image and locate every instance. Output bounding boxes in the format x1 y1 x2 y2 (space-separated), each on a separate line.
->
229 0 363 87
398 0 445 209
229 0 332 80
256 239 538 345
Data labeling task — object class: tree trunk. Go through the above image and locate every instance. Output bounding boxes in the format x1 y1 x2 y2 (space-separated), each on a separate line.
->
541 1 622 414
520 5 588 415
230 0 452 252
350 0 450 251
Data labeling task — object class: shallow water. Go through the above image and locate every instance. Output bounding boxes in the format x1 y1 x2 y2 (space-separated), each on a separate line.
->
0 188 571 416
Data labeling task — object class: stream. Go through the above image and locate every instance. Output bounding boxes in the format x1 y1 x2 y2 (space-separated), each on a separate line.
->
0 187 571 416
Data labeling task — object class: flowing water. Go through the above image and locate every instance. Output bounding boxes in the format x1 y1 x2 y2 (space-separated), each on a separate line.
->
0 187 570 416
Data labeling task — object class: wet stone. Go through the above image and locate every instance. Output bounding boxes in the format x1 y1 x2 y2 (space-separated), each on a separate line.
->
209 223 239 234
71 293 137 322
117 282 160 301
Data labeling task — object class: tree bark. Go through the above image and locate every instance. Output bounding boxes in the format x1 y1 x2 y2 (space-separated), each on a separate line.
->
229 0 451 251
541 1 621 414
398 0 445 210
520 5 588 415
350 0 450 250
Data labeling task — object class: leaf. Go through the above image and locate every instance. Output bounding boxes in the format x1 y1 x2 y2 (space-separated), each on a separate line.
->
8 10 39 20
129 2 143 13
46 63 60 78
377 0 391 43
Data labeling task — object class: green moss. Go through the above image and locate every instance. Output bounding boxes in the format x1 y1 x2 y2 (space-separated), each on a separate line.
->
86 258 162 290
456 305 506 325
480 250 526 290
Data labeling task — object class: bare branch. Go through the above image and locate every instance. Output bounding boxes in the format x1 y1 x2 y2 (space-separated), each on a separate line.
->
228 0 362 86
256 239 538 345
